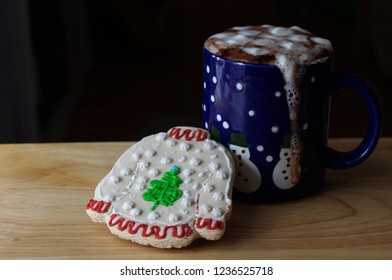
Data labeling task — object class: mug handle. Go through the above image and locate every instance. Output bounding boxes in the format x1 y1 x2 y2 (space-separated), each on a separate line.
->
325 72 383 169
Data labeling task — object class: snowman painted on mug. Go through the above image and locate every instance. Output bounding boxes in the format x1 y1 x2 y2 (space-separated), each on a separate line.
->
210 126 297 194
272 134 301 190
228 132 262 193
232 133 300 192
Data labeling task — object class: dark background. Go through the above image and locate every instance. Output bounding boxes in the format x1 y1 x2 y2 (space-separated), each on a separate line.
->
1 0 391 143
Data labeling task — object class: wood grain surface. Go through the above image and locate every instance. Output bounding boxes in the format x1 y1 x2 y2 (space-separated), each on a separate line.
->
0 139 391 259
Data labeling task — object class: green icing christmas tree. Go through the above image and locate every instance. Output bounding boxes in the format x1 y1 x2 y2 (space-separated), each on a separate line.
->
142 166 183 211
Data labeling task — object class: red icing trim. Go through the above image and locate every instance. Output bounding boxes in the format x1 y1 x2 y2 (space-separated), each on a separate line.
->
196 217 224 230
108 214 193 239
168 127 207 142
195 193 200 211
86 199 111 213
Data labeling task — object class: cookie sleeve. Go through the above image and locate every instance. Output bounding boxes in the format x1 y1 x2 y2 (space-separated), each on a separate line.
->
195 143 234 240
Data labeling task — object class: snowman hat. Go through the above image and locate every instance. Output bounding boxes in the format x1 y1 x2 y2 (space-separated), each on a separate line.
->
281 134 291 149
211 125 222 143
229 132 250 148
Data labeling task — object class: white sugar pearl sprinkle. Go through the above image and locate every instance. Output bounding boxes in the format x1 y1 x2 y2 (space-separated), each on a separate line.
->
145 149 156 157
130 208 142 217
161 156 173 164
212 208 224 217
209 161 220 171
120 168 132 176
201 204 212 212
148 212 160 220
169 214 180 222
109 175 120 184
183 168 195 177
190 158 202 166
180 142 191 151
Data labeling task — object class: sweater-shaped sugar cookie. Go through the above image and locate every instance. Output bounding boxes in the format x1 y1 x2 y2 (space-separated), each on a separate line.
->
86 127 234 248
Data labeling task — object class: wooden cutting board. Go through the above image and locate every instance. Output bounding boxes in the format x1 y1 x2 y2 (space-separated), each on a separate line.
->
1 139 392 259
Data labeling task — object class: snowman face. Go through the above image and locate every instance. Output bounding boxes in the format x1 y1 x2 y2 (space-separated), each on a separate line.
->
231 145 251 165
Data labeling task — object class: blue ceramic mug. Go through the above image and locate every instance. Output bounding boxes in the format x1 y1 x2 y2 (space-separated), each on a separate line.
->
202 25 382 203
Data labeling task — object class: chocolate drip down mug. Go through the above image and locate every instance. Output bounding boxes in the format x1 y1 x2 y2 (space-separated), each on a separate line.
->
202 25 382 203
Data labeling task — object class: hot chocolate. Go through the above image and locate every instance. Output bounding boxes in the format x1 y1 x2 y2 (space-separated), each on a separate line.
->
204 25 332 65
204 25 333 184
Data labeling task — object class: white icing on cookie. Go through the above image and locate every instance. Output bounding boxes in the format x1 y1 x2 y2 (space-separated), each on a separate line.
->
92 127 234 231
